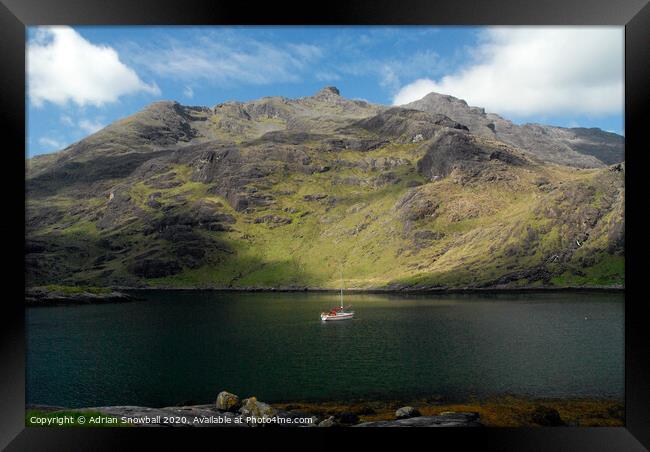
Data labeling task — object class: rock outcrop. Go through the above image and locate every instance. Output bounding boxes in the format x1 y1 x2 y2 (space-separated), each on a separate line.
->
239 397 278 420
355 412 482 427
395 406 421 419
404 91 623 167
416 129 528 182
215 391 241 412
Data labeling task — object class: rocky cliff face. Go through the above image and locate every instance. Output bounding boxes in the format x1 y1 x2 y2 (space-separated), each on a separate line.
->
25 87 624 289
404 92 624 167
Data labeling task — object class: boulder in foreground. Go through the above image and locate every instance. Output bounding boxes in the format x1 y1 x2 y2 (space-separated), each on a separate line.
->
215 391 241 412
239 397 278 419
395 406 421 419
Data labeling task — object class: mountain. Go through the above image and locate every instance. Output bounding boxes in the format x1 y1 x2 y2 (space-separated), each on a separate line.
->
25 87 624 290
404 92 624 168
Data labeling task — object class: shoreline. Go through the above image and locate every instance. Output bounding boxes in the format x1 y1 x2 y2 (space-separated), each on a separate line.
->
26 394 624 428
24 285 624 305
25 287 135 306
124 286 624 293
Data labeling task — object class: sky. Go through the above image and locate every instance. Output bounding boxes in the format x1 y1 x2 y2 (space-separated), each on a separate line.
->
26 26 624 157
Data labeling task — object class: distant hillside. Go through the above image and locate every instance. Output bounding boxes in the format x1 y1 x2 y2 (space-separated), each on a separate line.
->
26 87 624 290
404 92 624 167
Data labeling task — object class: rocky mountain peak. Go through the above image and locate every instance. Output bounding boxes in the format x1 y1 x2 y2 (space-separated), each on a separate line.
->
143 99 182 112
415 92 485 115
405 91 623 167
314 86 341 98
421 91 466 104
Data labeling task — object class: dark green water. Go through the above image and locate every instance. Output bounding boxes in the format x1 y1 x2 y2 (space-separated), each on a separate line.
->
26 291 623 408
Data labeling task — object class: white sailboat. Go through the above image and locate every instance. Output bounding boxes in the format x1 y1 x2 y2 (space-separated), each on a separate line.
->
320 272 354 321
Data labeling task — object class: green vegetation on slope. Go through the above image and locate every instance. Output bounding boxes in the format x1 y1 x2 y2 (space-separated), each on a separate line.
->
25 92 625 290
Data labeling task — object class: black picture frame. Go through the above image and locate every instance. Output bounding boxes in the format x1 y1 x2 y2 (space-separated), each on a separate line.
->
2 0 648 449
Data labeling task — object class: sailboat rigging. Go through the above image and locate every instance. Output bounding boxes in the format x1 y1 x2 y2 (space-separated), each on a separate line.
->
320 270 354 321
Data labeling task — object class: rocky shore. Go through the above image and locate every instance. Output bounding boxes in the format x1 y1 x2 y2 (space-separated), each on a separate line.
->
25 286 134 306
27 393 624 428
30 391 483 428
25 285 623 305
125 285 624 293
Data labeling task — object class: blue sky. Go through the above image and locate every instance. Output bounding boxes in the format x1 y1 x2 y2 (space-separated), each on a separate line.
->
26 26 624 157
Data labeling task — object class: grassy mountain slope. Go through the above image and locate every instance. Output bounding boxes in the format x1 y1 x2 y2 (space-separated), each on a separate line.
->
26 88 624 290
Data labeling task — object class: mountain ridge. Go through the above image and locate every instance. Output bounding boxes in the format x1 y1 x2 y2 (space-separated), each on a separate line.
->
30 88 623 169
403 91 624 167
26 87 624 290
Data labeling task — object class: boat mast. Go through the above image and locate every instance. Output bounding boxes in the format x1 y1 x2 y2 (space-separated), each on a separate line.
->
340 269 344 308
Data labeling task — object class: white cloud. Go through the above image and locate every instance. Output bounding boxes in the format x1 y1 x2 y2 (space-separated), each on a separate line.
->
392 27 623 117
341 50 441 93
78 118 105 134
38 137 64 150
286 43 323 60
60 115 74 126
183 86 194 99
379 65 400 91
128 35 324 86
28 26 160 107
59 113 106 135
315 71 341 82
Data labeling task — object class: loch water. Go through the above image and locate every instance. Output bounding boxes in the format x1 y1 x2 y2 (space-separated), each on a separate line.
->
26 291 624 408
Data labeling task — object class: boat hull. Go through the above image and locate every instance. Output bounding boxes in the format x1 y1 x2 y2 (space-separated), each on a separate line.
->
320 312 354 321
